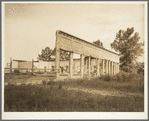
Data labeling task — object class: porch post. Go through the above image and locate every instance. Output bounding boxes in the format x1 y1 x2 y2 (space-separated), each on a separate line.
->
10 57 12 73
55 31 60 78
117 63 119 73
114 62 116 74
111 61 113 75
106 60 108 75
97 58 99 76
102 59 105 75
88 56 91 77
32 58 34 74
69 52 73 78
80 54 84 77
108 60 110 75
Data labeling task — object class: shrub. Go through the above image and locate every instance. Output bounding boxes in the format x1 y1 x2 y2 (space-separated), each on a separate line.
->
115 74 121 82
100 75 112 82
114 72 138 82
47 80 56 85
105 75 112 82
14 69 19 73
42 80 47 85
59 85 62 89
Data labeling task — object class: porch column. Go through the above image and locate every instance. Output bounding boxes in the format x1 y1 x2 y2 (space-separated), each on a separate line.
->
113 62 115 74
88 56 91 77
116 63 117 74
55 32 60 78
114 62 116 74
55 48 60 78
117 63 119 73
80 54 84 77
102 59 105 75
106 60 108 75
10 57 12 73
116 63 118 74
69 52 73 78
84 57 86 73
115 63 116 74
111 61 113 75
96 58 99 76
108 60 111 75
32 58 34 74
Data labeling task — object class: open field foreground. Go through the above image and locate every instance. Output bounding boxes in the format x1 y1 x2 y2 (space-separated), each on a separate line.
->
4 73 144 112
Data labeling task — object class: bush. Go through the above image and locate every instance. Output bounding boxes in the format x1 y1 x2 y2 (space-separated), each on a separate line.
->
113 72 144 83
137 68 144 75
104 75 112 82
115 74 122 82
59 85 62 89
14 69 19 73
42 80 47 85
100 75 112 82
47 80 56 85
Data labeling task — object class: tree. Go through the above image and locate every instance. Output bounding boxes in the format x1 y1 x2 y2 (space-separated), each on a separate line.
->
38 47 70 61
52 48 70 61
110 27 144 72
37 47 53 61
60 50 70 61
93 39 104 48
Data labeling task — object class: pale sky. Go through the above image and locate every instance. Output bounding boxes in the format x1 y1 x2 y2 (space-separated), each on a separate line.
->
4 2 145 67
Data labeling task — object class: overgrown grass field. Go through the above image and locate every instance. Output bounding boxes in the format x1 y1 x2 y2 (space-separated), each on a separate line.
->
4 72 144 112
50 72 144 94
4 84 143 112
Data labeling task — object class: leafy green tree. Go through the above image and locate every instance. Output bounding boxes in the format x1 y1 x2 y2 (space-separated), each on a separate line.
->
93 39 104 48
37 47 53 61
110 27 144 72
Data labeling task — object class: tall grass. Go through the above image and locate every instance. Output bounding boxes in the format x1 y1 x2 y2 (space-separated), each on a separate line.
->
99 72 144 82
4 84 144 112
48 72 144 93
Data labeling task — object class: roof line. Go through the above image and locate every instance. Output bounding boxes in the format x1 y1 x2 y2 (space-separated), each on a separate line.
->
13 59 27 62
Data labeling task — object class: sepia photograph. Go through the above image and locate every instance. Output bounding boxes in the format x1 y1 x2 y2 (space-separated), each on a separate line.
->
2 1 148 119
